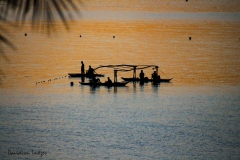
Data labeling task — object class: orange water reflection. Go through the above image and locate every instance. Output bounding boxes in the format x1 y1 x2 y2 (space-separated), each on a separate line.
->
0 19 240 90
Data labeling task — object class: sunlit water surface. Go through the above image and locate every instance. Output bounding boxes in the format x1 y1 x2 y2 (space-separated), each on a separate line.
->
1 2 240 159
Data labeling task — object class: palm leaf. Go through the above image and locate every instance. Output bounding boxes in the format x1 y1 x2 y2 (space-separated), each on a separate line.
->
0 0 81 59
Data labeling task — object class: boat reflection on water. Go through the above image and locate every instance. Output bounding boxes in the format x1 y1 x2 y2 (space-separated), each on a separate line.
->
86 82 129 94
81 76 85 82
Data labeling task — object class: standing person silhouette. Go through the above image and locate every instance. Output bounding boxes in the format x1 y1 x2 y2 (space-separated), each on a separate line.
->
139 70 145 80
81 61 85 74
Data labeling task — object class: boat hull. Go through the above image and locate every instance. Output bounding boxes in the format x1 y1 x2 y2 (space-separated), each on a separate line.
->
80 81 129 87
121 77 172 83
68 73 104 78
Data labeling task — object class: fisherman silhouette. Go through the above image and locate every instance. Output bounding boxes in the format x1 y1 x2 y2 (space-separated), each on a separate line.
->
106 77 113 85
91 75 100 84
152 71 160 83
87 65 95 77
139 70 145 80
81 61 85 74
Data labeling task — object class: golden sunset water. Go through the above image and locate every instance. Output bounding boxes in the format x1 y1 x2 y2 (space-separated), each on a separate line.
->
0 0 240 159
1 19 240 89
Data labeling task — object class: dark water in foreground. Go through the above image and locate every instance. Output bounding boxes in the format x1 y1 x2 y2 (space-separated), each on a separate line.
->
0 82 239 159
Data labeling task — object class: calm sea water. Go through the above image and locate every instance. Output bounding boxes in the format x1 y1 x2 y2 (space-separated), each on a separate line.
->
1 1 240 159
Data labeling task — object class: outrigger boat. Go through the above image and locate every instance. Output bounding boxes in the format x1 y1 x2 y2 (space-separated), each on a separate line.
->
80 68 129 87
94 64 172 83
121 77 172 83
80 81 128 87
79 64 172 87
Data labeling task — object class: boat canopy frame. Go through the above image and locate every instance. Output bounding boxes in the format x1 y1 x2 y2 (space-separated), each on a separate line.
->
94 64 159 72
93 64 160 82
94 64 159 73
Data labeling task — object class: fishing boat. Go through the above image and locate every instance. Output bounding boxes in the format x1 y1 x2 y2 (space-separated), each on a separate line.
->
106 64 172 83
80 81 128 87
121 77 173 83
92 64 173 84
68 73 104 78
76 64 172 87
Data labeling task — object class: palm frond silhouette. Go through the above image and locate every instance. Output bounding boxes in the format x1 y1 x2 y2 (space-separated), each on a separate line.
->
0 0 81 58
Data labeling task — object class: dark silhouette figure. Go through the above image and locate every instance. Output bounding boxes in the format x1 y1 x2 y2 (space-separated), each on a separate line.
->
87 65 95 77
106 77 113 85
152 71 160 83
81 61 85 74
139 70 145 80
91 75 100 85
152 71 157 79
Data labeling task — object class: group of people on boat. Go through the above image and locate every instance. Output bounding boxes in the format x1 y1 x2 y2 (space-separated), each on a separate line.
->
90 76 113 85
81 61 96 77
139 70 161 83
81 61 161 84
81 61 113 85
